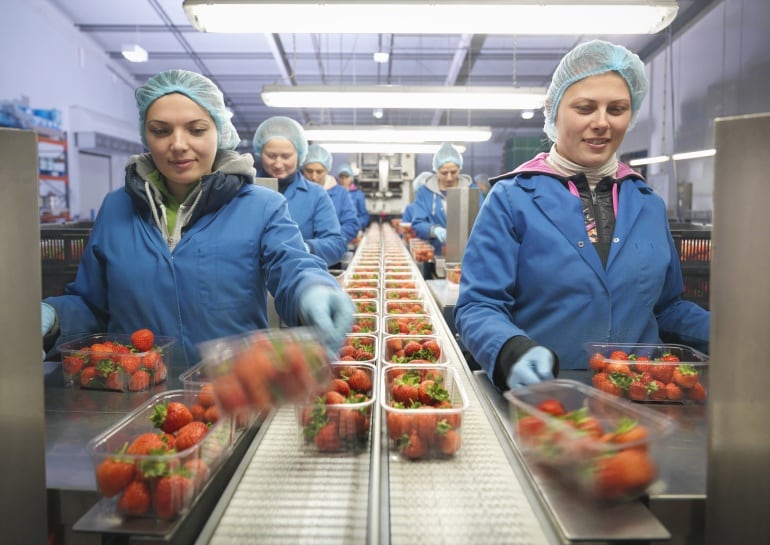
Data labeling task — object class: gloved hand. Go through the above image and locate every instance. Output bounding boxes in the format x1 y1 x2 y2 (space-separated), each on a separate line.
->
434 226 447 244
506 346 554 389
298 285 355 357
41 302 56 336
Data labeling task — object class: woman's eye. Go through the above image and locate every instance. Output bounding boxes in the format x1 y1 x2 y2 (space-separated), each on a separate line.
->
191 127 207 136
150 128 169 136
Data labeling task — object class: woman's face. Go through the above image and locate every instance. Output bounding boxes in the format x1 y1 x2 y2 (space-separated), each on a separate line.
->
436 162 460 190
302 162 327 185
145 93 218 201
554 72 632 168
261 138 299 179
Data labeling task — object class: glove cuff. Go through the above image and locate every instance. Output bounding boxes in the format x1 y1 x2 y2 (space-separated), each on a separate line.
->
493 336 560 390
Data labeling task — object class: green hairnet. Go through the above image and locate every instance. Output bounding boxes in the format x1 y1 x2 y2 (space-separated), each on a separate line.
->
432 142 463 171
135 69 240 150
252 116 308 164
337 163 353 177
543 40 648 142
303 143 333 171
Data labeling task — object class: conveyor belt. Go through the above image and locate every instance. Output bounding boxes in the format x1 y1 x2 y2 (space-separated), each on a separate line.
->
197 232 558 545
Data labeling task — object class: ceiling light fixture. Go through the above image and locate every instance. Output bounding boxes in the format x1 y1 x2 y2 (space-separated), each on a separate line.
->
262 85 546 111
672 149 716 161
304 125 492 144
628 155 670 166
121 44 148 63
520 110 535 120
373 52 390 63
183 0 678 35
318 142 466 155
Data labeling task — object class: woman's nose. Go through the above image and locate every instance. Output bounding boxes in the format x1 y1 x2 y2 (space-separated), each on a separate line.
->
170 130 188 150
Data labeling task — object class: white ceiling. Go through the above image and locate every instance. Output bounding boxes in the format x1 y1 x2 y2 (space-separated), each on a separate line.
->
47 0 711 171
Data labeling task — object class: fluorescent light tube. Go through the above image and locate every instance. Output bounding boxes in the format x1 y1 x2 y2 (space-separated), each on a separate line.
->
629 155 670 166
672 149 716 161
121 44 148 63
304 126 492 143
318 142 466 154
262 85 546 111
183 0 678 35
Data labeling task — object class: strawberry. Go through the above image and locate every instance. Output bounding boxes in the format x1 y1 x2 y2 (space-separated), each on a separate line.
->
594 448 656 500
314 421 341 451
421 340 441 360
687 382 707 401
212 373 249 414
404 341 423 357
198 384 216 408
154 474 194 519
203 405 219 424
673 364 699 389
174 421 209 452
152 362 168 384
105 371 124 391
126 432 170 456
338 408 367 441
588 352 606 371
666 382 683 400
141 351 162 372
152 401 194 434
391 374 420 405
329 378 351 397
400 430 429 459
346 368 373 393
117 480 152 516
537 399 566 417
119 354 142 375
386 407 411 440
436 422 461 455
128 370 151 391
631 355 652 373
648 380 668 401
324 390 347 405
183 459 211 489
79 367 98 387
95 451 136 497
131 328 155 352
62 355 85 376
627 380 648 401
610 418 649 449
609 350 629 361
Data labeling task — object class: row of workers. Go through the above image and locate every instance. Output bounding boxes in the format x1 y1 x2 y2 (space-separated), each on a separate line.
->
41 39 709 402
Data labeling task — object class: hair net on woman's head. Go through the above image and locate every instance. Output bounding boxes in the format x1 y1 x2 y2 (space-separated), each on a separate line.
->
337 163 353 177
432 143 463 171
303 143 333 171
543 39 648 142
412 171 432 192
135 69 240 151
252 116 308 164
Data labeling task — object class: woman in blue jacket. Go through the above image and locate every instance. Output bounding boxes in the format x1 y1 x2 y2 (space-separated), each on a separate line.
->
410 143 472 256
40 70 353 366
253 117 347 267
455 40 710 391
301 144 360 246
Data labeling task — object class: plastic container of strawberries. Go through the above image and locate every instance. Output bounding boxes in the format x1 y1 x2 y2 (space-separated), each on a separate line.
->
295 362 377 454
380 365 468 460
382 314 434 336
504 379 677 502
334 333 378 365
584 342 709 403
59 333 175 392
197 327 333 417
86 389 232 520
381 334 447 366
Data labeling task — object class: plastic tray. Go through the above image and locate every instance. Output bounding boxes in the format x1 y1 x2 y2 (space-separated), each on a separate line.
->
381 334 447 366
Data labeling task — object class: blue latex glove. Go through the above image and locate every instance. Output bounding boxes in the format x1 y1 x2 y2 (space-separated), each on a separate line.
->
298 285 355 357
506 346 554 389
434 226 447 243
41 302 56 336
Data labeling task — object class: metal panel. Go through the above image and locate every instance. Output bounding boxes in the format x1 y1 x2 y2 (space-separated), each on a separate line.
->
445 187 479 263
0 128 48 542
708 112 770 544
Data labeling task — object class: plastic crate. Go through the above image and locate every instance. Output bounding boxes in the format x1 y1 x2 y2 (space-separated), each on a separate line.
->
682 271 710 309
41 226 91 297
670 229 711 271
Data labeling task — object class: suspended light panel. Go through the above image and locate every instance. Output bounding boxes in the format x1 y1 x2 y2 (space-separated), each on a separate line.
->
304 126 492 143
262 85 546 111
183 0 679 35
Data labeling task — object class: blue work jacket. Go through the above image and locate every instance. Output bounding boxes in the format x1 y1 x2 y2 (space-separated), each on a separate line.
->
46 152 338 366
349 186 370 230
455 155 710 377
326 183 360 244
410 173 472 255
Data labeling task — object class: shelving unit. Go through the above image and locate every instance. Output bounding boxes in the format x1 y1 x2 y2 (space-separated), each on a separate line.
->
36 128 70 222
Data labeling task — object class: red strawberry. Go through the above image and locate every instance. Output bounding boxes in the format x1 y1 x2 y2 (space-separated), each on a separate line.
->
154 474 194 519
183 459 211 489
594 448 656 500
673 365 699 389
329 378 351 397
314 421 341 451
421 340 441 360
79 367 98 387
95 454 136 497
687 382 707 401
141 351 162 372
203 405 219 424
174 421 209 452
128 370 151 391
62 355 85 376
119 354 142 375
650 362 674 384
537 398 566 416
126 432 169 456
131 328 155 352
588 352 606 371
105 371 124 391
346 368 373 393
198 384 216 408
628 381 648 401
648 380 668 401
400 430 429 459
189 404 206 422
152 362 168 384
152 401 194 434
403 341 422 357
666 382 683 400
118 480 152 515
436 425 462 456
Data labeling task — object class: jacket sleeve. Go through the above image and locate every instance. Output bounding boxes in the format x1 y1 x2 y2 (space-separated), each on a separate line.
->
305 190 347 267
353 191 369 230
454 185 531 383
409 186 436 241
332 187 361 244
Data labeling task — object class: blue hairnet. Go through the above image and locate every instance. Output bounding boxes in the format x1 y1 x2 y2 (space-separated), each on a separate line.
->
337 163 353 177
543 40 648 142
412 171 432 192
252 116 308 164
135 69 240 151
432 142 463 171
303 143 333 171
